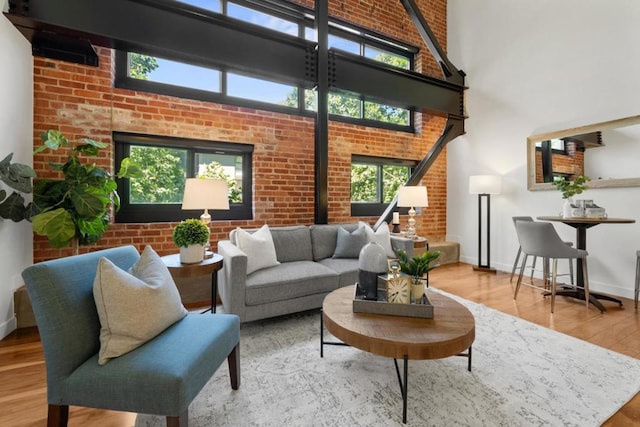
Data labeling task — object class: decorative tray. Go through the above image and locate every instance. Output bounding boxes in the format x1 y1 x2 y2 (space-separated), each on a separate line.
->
352 282 434 319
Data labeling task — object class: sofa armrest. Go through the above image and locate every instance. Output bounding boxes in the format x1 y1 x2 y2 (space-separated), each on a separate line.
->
218 240 248 321
390 235 414 258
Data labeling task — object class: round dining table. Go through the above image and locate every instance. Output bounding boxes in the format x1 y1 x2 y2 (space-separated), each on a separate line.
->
537 216 635 312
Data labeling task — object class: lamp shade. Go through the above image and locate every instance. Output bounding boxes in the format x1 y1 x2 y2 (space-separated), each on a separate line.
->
397 186 428 207
469 175 502 195
181 178 230 210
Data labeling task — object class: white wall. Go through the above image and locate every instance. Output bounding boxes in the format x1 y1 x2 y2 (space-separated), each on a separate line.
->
0 10 33 339
447 0 640 299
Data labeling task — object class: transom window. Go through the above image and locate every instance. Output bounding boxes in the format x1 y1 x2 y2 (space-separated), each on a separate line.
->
115 0 417 132
114 133 253 223
351 155 416 216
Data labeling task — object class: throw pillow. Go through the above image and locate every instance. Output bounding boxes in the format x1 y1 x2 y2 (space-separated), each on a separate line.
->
235 224 280 275
332 225 367 258
359 221 395 258
93 245 187 365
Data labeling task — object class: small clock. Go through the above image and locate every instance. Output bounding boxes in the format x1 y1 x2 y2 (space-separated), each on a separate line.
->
386 276 410 304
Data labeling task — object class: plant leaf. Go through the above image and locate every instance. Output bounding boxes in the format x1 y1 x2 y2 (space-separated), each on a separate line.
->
117 157 143 179
73 144 100 156
0 191 28 222
32 208 76 248
35 130 69 154
70 188 105 218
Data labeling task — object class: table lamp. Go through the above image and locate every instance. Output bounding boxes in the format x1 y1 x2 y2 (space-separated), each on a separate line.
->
469 175 501 273
397 185 428 239
182 178 230 255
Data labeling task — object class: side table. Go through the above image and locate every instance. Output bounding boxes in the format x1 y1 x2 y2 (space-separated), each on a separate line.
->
161 253 224 314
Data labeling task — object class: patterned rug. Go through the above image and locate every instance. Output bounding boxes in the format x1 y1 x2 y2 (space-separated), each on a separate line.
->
135 291 640 426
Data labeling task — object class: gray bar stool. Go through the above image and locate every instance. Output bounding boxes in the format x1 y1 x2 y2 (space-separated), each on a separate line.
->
514 221 590 313
510 216 574 287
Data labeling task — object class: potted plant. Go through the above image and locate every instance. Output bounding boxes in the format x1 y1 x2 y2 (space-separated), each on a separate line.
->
552 175 590 218
30 130 141 253
173 218 210 264
395 249 441 302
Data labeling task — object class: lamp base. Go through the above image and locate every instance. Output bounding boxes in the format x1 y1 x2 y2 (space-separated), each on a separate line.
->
472 265 497 274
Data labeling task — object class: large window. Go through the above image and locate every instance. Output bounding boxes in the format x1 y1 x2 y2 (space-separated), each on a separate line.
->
115 0 417 131
115 133 253 223
351 155 415 216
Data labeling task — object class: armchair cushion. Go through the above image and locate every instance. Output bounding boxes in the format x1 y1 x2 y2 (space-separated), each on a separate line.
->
93 245 187 365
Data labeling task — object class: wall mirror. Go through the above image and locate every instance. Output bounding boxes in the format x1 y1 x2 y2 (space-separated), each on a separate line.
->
527 115 640 191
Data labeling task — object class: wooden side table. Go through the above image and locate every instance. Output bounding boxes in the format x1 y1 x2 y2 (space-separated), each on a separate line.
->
161 253 224 314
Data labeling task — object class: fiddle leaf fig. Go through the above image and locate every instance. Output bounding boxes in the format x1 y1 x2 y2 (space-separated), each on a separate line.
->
0 153 35 222
31 130 139 250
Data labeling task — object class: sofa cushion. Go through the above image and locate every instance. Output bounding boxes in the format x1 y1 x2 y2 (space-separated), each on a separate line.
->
360 221 395 258
310 223 359 261
245 261 338 306
269 225 314 262
333 225 367 258
93 245 188 365
317 258 359 287
235 224 280 275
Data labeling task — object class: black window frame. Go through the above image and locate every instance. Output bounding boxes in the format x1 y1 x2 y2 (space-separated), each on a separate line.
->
114 0 419 133
114 132 253 223
350 155 416 217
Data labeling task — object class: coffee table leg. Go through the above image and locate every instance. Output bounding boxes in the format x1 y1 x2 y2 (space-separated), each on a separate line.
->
393 356 409 424
320 310 324 358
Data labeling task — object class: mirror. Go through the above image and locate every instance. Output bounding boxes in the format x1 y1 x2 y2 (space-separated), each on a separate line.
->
527 115 640 191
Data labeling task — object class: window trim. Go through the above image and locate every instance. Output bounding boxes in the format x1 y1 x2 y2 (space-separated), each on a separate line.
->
350 155 416 217
114 0 419 133
114 132 254 223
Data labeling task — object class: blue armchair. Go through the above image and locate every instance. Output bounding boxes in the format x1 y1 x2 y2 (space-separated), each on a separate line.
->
22 245 240 427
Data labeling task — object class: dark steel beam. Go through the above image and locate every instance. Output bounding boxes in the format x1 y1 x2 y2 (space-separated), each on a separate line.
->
399 0 466 86
5 0 317 86
374 116 465 230
314 0 329 224
331 51 464 118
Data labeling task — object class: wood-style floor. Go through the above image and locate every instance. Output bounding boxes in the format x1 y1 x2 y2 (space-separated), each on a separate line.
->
1 262 639 426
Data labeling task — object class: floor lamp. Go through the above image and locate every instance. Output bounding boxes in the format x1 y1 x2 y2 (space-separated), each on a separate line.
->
469 175 501 273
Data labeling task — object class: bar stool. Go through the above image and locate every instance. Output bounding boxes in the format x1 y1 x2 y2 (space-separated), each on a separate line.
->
510 216 574 287
514 221 590 313
635 250 640 310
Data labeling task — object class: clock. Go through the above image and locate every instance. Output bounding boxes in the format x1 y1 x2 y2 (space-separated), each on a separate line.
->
386 275 410 304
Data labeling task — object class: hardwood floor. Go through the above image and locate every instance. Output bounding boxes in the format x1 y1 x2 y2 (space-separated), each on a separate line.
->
1 262 639 426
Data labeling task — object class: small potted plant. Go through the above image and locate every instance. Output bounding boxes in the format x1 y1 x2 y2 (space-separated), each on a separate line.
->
395 249 441 302
173 218 210 264
552 175 590 218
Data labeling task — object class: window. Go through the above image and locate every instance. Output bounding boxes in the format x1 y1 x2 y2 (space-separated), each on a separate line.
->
114 133 253 223
535 138 566 153
351 155 415 216
115 0 418 131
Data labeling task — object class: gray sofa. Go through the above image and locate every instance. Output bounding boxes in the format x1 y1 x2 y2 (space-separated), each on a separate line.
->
218 223 414 322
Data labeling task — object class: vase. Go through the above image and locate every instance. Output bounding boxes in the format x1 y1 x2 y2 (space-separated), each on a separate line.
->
358 242 388 300
562 198 573 218
411 278 426 303
179 244 205 264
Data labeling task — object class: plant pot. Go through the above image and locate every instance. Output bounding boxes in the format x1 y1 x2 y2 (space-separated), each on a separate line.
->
411 278 427 303
562 198 573 219
179 244 205 264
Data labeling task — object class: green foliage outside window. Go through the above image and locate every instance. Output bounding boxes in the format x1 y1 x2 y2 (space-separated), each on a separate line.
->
129 146 186 204
129 53 159 80
350 163 410 203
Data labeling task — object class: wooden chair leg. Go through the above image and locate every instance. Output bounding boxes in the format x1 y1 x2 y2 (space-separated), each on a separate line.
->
510 247 522 283
228 343 241 390
514 254 528 299
47 404 69 427
166 410 188 427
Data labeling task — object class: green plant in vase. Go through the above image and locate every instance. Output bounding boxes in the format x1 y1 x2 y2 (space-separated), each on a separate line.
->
173 218 210 264
552 175 590 218
395 249 441 303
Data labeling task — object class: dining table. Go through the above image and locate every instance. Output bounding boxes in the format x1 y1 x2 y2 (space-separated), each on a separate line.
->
536 216 635 312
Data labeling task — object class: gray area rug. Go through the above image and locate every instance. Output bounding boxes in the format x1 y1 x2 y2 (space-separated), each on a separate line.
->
136 291 640 426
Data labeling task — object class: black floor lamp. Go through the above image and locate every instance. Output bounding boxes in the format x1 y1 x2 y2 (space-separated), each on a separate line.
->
469 175 502 273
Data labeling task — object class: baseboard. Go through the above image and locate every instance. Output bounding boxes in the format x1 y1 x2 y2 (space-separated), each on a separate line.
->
0 316 17 340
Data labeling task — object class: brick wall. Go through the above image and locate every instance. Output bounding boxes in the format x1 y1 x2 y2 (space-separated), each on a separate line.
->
31 0 449 263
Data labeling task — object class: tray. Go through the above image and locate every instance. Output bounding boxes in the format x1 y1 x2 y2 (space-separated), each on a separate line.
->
352 282 434 319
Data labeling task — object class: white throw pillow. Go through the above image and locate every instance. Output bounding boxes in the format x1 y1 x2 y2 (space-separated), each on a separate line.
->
93 245 187 365
359 221 395 258
235 224 280 275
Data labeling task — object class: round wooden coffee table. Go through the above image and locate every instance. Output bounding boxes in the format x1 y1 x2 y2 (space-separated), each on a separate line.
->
321 286 475 424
